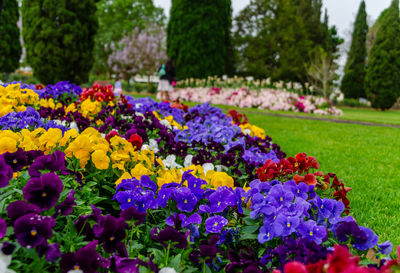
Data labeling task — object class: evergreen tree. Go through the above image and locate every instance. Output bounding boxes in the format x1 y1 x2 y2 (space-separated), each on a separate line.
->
22 0 98 84
341 1 368 99
0 0 22 73
365 0 400 110
167 0 232 79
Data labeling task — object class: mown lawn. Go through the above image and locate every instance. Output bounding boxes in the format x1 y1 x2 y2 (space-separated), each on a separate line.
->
246 113 400 248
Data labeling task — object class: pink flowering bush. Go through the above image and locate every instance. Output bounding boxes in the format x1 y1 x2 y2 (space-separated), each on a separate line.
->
169 87 343 116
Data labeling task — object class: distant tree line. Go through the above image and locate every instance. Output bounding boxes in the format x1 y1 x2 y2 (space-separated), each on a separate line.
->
0 0 399 109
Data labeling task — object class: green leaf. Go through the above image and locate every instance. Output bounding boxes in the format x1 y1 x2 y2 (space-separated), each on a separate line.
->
169 254 181 271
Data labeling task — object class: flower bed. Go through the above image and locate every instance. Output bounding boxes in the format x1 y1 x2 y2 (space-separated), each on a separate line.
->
168 87 343 116
0 81 395 273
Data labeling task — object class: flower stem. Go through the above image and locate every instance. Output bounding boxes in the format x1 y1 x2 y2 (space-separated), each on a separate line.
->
165 241 171 266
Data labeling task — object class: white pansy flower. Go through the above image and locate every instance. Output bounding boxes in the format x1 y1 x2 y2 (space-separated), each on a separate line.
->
0 245 15 273
202 163 214 176
159 268 177 273
215 165 228 172
243 129 251 135
184 155 194 167
162 155 182 169
67 270 84 273
69 121 79 131
160 119 172 129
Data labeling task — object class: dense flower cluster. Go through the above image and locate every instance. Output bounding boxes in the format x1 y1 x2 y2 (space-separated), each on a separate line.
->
0 81 394 273
168 87 343 116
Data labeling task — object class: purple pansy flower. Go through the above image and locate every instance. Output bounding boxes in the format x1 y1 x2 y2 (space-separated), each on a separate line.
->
120 207 146 226
23 172 64 210
93 215 128 253
205 215 228 233
0 217 6 238
173 187 197 212
298 220 327 244
6 201 41 224
59 240 110 273
0 155 13 188
28 151 67 178
54 190 76 217
151 226 188 249
14 213 55 247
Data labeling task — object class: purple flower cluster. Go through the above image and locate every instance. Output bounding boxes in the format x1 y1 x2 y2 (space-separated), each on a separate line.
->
260 237 331 270
248 179 384 251
1 81 37 90
38 81 82 100
114 171 244 236
0 107 70 132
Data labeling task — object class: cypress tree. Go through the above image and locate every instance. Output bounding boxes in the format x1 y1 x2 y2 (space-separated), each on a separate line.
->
167 0 232 79
341 1 368 99
365 0 400 110
0 0 22 73
22 0 98 84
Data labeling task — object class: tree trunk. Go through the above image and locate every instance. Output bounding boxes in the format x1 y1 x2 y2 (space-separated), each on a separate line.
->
0 0 4 30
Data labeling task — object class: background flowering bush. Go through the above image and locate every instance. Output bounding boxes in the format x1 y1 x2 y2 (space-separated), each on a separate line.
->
168 87 343 116
0 81 395 273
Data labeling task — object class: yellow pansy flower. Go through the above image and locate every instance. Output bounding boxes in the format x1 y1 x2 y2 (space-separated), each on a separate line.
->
116 172 132 185
208 172 234 188
91 150 110 170
130 163 153 179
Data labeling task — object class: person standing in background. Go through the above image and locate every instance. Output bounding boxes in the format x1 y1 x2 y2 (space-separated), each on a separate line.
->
157 59 175 101
114 78 122 96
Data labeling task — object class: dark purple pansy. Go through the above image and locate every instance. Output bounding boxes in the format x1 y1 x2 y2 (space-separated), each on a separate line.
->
93 215 128 253
37 242 62 262
119 207 146 226
22 172 64 210
0 217 6 238
54 190 76 217
189 234 220 264
28 150 67 178
59 240 110 273
3 148 28 172
14 213 55 248
74 205 102 241
0 155 13 188
1 242 16 255
7 201 41 224
151 226 188 249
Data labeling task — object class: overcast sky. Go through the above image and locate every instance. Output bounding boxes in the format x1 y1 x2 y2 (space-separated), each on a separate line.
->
153 0 392 39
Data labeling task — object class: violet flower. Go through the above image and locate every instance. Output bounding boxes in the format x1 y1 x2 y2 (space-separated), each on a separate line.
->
0 217 6 239
0 155 13 188
13 213 55 248
93 215 128 253
28 151 67 178
6 201 41 224
205 215 228 233
151 226 188 249
37 242 62 262
120 207 146 226
59 240 110 273
22 172 64 210
54 190 76 217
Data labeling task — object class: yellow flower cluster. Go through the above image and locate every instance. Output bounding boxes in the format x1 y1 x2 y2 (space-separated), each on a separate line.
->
80 99 102 118
0 84 39 117
39 98 63 109
0 128 154 173
239 123 266 139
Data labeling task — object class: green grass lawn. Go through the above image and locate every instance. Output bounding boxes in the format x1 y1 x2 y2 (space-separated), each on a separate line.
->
246 113 400 248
